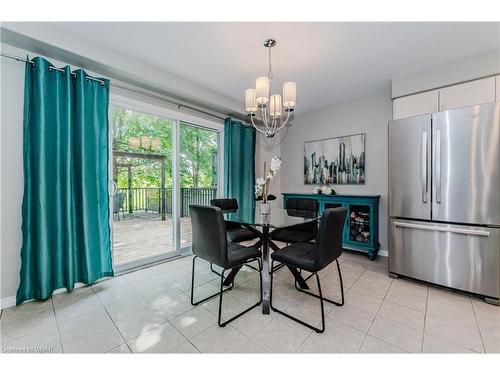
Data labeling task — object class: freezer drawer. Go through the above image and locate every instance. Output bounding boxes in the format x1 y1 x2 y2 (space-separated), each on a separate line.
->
389 218 500 299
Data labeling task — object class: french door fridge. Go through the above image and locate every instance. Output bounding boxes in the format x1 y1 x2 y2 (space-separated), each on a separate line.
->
388 103 500 304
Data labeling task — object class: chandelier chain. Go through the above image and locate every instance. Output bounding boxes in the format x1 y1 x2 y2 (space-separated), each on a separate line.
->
268 45 273 81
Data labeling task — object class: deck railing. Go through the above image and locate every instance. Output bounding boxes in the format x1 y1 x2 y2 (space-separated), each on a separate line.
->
116 187 217 218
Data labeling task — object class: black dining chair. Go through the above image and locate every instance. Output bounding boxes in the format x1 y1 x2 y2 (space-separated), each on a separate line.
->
270 198 319 244
270 207 347 333
190 205 263 327
210 198 261 243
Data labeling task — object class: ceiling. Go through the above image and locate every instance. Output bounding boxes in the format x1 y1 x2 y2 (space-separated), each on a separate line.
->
55 22 500 113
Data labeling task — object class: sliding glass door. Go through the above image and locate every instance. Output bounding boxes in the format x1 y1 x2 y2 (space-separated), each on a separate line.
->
110 106 176 270
109 97 223 272
179 122 220 250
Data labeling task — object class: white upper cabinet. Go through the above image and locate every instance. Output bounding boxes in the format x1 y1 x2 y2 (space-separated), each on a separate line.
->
393 90 439 120
439 77 496 111
496 75 500 102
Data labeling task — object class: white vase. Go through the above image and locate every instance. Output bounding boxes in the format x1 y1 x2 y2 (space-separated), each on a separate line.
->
260 202 271 214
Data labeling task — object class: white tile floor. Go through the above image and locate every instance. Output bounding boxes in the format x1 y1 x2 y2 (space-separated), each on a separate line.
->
1 250 499 354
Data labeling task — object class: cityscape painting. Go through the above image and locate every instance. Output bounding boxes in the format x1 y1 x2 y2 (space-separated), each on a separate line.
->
304 133 366 184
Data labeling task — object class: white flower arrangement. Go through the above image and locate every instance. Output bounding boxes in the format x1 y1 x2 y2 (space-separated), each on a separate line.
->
255 156 281 203
313 184 335 195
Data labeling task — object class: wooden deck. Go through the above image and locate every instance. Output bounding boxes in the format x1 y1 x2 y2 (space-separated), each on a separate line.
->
112 211 192 266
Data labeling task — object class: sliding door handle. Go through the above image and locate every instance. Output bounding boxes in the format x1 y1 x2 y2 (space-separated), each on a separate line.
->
394 221 491 237
110 180 118 195
421 131 428 203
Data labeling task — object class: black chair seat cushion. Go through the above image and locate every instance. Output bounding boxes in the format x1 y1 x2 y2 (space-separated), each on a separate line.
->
271 242 319 272
227 243 261 268
270 227 316 243
227 225 259 243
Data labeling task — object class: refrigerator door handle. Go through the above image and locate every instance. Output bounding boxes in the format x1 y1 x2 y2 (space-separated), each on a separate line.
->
393 221 491 237
421 131 428 203
435 129 441 203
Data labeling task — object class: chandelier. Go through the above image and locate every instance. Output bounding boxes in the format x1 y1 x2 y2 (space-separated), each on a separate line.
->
245 39 296 138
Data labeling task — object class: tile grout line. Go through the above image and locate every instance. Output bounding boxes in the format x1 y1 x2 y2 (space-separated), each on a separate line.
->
470 299 487 353
357 271 399 353
123 266 207 352
151 262 240 353
355 266 389 352
50 297 64 353
90 286 133 353
296 258 371 353
420 284 429 353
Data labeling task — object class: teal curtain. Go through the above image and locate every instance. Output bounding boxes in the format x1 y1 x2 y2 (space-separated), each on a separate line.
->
17 57 113 305
223 118 256 222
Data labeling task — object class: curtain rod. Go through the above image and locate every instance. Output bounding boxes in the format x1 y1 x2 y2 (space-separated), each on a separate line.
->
1 52 106 85
1 51 238 123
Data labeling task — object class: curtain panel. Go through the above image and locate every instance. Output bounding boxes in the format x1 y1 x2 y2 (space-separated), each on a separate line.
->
223 118 256 222
17 57 113 305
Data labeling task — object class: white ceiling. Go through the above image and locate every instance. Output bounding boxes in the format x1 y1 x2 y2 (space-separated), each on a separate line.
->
55 22 500 113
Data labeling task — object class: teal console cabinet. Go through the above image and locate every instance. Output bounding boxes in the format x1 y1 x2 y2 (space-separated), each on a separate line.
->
282 193 380 260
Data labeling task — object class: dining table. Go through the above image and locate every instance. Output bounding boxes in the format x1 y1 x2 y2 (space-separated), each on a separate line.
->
223 205 320 314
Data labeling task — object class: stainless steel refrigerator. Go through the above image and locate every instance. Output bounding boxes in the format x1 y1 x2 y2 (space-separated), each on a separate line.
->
388 102 500 305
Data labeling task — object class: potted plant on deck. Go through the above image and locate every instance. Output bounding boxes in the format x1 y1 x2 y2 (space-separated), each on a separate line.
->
255 156 281 214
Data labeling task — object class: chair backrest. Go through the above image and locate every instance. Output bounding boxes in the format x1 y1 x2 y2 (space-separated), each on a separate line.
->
190 205 228 267
285 198 319 218
113 192 126 214
314 207 347 268
210 198 239 213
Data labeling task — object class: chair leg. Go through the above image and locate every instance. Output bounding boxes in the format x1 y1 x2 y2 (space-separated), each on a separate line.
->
191 256 233 306
271 262 285 273
210 263 222 276
294 259 344 306
218 258 263 327
270 260 325 333
211 261 260 275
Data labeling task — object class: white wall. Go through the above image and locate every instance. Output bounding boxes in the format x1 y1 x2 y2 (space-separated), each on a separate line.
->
392 49 500 98
0 45 26 307
280 89 392 252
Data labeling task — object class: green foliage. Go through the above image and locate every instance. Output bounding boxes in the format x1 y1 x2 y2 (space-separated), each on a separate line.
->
180 123 218 187
111 106 217 189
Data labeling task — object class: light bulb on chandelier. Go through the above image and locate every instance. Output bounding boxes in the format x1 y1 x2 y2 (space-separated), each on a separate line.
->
244 39 296 138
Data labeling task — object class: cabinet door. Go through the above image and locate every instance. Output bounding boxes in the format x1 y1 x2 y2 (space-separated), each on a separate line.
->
439 77 495 111
347 204 372 245
393 90 439 120
496 75 500 102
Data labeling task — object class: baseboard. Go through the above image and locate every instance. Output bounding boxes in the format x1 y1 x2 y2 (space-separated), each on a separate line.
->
0 295 16 310
343 247 388 258
0 282 89 311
